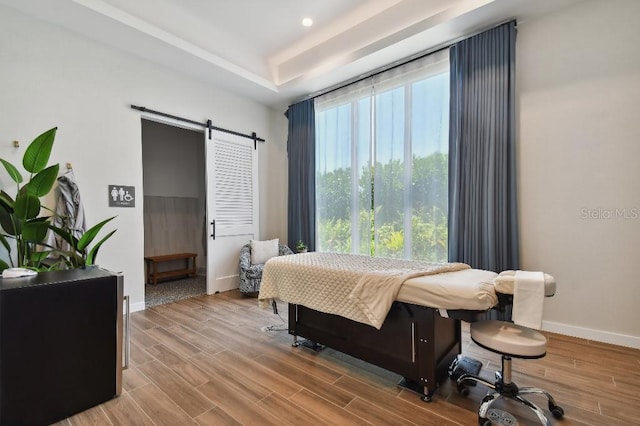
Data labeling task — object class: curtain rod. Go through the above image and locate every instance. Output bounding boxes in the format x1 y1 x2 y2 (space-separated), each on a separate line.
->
130 105 266 147
293 19 516 106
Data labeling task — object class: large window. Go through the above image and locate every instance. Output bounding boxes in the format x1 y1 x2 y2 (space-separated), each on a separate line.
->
315 51 449 262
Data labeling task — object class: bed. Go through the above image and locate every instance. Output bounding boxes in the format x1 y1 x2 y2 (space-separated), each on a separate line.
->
258 252 504 401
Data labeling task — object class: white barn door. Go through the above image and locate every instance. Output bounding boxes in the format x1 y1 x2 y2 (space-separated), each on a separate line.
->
205 125 259 294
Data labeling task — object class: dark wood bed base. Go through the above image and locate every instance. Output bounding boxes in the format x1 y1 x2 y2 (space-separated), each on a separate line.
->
288 301 470 401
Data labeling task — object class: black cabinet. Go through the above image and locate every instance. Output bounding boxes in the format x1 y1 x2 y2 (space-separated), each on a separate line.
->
0 268 123 425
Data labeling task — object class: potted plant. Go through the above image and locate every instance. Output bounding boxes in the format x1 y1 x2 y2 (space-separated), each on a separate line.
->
296 240 308 253
0 127 116 272
48 216 116 269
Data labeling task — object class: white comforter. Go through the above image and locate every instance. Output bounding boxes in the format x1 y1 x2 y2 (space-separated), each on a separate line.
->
258 252 470 329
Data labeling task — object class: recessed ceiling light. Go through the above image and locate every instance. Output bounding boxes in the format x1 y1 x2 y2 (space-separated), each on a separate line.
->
302 17 313 27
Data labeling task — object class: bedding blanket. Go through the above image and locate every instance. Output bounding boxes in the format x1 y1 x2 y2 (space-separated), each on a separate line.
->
258 252 469 329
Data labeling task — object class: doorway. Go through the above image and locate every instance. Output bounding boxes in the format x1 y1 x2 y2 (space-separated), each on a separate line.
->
141 119 206 307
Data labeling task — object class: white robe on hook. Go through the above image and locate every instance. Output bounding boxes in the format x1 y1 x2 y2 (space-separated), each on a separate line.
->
47 169 86 253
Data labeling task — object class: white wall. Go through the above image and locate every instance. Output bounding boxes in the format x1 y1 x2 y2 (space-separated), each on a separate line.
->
263 108 289 242
0 5 288 311
517 0 640 347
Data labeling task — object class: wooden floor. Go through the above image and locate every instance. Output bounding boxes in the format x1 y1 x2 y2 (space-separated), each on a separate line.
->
56 290 640 426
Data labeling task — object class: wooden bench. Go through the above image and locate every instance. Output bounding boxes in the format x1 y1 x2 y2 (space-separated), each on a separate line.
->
144 253 197 286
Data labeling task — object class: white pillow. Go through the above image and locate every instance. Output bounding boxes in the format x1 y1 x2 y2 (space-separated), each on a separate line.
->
250 238 279 265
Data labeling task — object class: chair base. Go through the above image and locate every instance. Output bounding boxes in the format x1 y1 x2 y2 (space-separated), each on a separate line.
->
483 408 518 426
458 366 564 425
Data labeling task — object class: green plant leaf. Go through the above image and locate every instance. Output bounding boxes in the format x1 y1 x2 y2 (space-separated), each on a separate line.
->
22 218 50 243
0 191 14 211
43 252 73 270
27 164 60 197
0 259 10 272
0 159 23 184
69 253 83 268
0 233 11 255
47 225 72 243
30 250 50 265
47 248 81 269
86 229 117 265
0 193 16 235
0 234 13 269
23 127 57 174
0 203 18 235
48 224 79 249
77 216 116 252
13 193 41 220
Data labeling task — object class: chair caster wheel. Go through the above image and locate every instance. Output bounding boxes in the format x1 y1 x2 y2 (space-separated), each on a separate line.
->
550 404 565 419
457 383 469 397
478 416 491 426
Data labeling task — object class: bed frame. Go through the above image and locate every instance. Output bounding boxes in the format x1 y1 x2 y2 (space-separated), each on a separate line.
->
288 301 468 401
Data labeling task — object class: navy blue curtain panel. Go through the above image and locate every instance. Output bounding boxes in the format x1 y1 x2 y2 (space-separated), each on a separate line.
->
448 21 519 272
285 99 316 251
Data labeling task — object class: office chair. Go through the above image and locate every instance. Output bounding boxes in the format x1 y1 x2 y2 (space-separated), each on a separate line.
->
457 319 564 426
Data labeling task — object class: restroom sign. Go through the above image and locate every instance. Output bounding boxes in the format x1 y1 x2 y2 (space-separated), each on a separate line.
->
109 185 135 207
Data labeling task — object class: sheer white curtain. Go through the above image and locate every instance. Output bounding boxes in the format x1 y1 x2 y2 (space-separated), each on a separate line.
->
315 50 449 261
316 80 373 254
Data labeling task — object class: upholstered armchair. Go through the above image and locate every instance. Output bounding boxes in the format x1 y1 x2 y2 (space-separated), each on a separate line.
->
239 243 293 294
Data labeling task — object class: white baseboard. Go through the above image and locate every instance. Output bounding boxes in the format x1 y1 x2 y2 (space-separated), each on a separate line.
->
543 320 640 349
130 301 146 313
